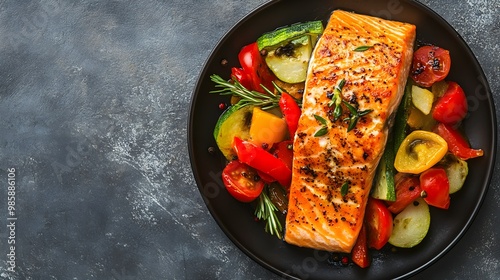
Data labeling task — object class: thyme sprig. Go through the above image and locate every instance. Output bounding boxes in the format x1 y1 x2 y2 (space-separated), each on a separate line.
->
210 74 282 110
343 102 373 132
326 78 373 132
313 114 328 137
255 186 283 239
328 78 346 121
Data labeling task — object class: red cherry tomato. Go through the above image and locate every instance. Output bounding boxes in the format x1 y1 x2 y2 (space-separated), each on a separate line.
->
365 198 393 250
351 224 370 268
238 42 276 92
434 123 484 160
386 175 422 214
432 81 468 125
222 160 265 202
279 92 301 138
233 136 292 187
420 168 450 209
410 46 451 88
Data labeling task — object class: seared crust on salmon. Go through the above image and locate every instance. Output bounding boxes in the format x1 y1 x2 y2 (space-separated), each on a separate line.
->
284 10 416 252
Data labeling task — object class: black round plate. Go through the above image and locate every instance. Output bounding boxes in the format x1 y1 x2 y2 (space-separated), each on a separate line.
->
188 0 497 279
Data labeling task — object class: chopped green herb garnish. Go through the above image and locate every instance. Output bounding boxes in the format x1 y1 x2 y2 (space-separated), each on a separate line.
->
336 78 346 92
313 114 329 137
314 114 327 126
314 126 328 137
353 45 373 52
341 181 349 196
343 101 373 132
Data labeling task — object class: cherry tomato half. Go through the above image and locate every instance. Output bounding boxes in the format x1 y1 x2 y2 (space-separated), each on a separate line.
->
432 81 468 125
365 198 393 250
420 168 450 209
411 46 451 88
222 160 265 203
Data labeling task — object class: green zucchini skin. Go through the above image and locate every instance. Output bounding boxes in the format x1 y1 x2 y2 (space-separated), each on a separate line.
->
372 82 412 201
372 136 396 201
256 21 324 51
393 82 413 154
214 105 254 160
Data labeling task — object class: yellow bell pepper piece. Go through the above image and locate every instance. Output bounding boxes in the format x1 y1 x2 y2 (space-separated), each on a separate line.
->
249 107 287 148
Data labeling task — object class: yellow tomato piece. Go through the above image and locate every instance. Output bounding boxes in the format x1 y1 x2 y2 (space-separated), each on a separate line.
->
411 85 434 115
431 80 449 98
407 106 436 131
394 131 448 174
249 107 287 148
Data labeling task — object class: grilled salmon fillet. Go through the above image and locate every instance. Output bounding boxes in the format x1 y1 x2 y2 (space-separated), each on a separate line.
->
284 10 416 252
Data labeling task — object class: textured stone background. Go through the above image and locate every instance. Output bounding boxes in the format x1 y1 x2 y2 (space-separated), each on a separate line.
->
0 0 498 279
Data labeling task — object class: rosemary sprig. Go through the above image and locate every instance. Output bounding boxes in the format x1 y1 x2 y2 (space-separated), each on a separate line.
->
255 186 283 239
210 74 281 110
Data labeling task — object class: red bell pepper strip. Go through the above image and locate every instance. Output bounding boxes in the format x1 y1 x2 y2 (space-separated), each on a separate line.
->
256 170 276 184
279 92 301 138
233 137 292 187
432 81 468 125
386 175 422 214
238 42 276 92
434 123 483 160
231 67 253 90
272 140 294 171
351 224 370 268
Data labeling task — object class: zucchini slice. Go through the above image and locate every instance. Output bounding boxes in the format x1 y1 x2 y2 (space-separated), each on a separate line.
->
439 153 469 194
264 35 313 83
256 21 324 84
389 198 431 248
214 105 253 160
